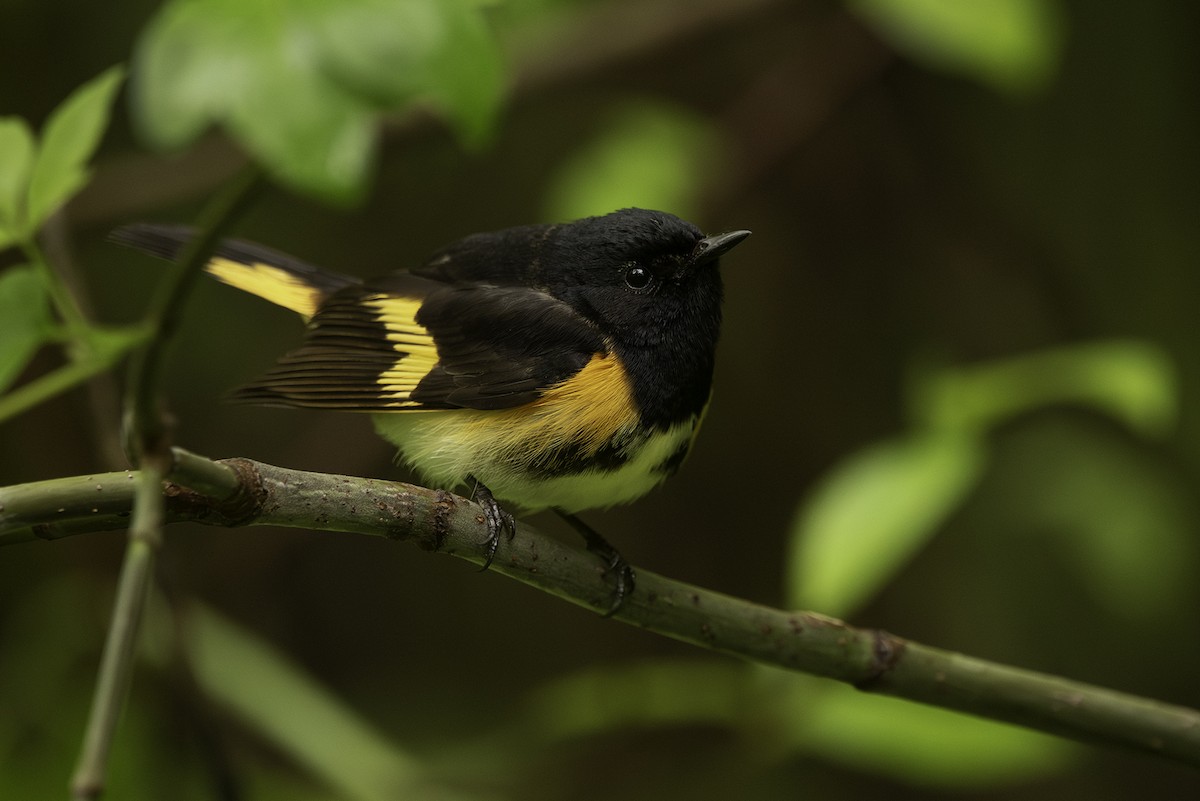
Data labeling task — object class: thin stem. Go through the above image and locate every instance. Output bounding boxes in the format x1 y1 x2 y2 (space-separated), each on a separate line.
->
22 237 91 341
68 168 264 800
41 212 130 469
123 167 264 461
0 328 150 424
69 462 163 801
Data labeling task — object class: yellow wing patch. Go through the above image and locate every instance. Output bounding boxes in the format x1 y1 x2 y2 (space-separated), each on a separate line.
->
206 257 325 320
363 294 441 407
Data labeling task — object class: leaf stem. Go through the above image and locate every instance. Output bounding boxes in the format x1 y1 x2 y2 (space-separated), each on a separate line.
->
21 236 91 343
67 167 264 800
0 334 147 424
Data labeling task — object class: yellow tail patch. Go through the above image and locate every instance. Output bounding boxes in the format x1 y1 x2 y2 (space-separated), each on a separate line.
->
205 257 325 320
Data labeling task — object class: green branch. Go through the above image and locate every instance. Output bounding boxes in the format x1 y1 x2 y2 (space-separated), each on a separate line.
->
3 449 1198 768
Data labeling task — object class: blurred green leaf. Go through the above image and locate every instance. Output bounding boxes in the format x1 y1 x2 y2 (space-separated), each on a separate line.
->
913 340 1178 438
787 432 985 616
132 0 504 204
0 117 36 237
795 685 1077 786
86 323 154 365
318 0 504 148
0 266 52 393
132 0 373 203
25 65 124 228
543 102 719 222
0 323 149 424
997 420 1194 620
524 658 1077 790
524 660 754 740
852 0 1062 93
0 582 219 800
187 603 475 801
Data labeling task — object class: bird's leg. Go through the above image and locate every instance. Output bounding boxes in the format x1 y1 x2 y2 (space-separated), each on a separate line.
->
469 477 516 570
555 510 635 616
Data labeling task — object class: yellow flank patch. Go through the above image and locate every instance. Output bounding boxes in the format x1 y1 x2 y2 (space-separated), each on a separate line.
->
206 257 324 320
364 294 440 405
528 352 638 454
423 352 636 460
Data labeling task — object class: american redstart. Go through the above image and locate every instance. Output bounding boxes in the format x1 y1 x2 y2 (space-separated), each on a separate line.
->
113 208 750 612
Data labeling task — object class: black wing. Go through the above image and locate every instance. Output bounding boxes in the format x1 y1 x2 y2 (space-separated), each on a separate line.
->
234 276 606 412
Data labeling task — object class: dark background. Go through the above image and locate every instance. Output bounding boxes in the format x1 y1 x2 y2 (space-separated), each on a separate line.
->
2 0 1198 798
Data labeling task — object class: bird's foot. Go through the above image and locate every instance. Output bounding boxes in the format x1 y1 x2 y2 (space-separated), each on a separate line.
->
557 511 636 616
471 478 516 570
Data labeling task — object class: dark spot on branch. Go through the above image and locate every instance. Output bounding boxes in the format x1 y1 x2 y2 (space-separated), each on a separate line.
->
423 489 455 552
853 629 906 690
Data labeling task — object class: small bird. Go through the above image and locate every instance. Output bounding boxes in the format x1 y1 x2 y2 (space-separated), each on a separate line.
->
114 208 749 612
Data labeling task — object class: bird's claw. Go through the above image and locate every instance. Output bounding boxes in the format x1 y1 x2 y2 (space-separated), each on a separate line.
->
472 480 516 571
558 511 636 616
600 555 636 618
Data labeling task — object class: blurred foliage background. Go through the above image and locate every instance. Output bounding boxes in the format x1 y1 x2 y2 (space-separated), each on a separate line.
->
2 0 1199 798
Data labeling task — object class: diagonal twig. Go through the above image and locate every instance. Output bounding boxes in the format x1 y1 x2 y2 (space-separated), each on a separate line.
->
3 449 1198 769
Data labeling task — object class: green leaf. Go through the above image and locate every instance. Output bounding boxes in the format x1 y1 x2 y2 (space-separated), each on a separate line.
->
25 66 125 228
995 421 1194 620
795 686 1077 786
851 0 1063 94
543 102 719 222
186 603 473 801
0 117 36 237
132 0 505 203
912 340 1178 438
524 660 754 740
787 432 985 616
133 0 375 203
316 0 504 148
0 266 52 394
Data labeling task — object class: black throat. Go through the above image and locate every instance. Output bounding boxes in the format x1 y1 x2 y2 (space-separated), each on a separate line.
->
612 289 722 430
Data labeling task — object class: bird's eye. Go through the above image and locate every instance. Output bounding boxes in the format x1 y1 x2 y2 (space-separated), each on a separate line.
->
624 264 652 290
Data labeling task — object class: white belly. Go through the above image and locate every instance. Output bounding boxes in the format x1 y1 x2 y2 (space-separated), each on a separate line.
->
372 410 698 513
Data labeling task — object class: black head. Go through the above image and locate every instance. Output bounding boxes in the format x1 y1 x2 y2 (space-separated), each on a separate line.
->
538 208 750 350
541 208 750 425
412 208 750 424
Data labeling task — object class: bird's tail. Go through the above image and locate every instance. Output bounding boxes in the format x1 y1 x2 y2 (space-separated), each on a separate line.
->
110 223 359 321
